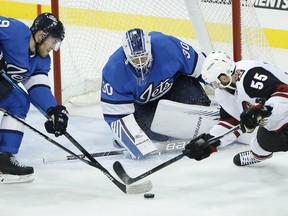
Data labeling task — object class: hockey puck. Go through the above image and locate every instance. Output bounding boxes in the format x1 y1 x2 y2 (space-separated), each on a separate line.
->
144 193 155 199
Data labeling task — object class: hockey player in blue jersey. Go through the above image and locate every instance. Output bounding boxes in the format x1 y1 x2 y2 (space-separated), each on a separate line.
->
0 13 69 183
101 28 210 159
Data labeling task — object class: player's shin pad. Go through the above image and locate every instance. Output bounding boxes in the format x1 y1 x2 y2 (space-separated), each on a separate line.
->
111 114 158 159
0 173 34 184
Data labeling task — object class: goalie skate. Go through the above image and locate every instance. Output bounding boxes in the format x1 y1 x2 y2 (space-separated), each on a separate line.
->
0 153 34 184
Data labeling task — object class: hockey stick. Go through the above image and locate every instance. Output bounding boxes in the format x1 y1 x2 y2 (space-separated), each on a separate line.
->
113 125 240 185
0 71 152 193
43 149 126 164
43 139 190 164
0 108 152 194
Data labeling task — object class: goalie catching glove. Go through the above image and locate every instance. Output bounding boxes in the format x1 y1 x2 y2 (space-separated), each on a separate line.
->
182 133 220 161
240 98 272 133
45 105 69 137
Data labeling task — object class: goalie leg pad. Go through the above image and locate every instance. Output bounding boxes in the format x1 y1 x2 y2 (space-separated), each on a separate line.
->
134 101 171 141
111 114 158 159
151 99 218 139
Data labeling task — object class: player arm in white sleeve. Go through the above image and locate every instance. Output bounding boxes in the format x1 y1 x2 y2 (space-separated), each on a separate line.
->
209 107 243 147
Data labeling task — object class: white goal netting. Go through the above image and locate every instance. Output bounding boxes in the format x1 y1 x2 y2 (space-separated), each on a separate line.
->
57 0 274 105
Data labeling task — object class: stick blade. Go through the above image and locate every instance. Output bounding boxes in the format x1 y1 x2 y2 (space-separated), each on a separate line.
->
113 161 133 184
113 161 153 194
125 180 153 194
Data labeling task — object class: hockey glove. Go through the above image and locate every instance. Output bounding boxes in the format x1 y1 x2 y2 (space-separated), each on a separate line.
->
0 50 7 72
240 98 272 133
182 133 220 161
45 105 69 137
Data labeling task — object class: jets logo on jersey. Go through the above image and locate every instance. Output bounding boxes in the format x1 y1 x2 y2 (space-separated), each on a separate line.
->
6 64 28 82
138 78 172 103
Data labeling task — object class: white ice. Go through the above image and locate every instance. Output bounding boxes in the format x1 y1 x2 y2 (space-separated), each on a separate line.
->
0 42 288 216
2 88 288 216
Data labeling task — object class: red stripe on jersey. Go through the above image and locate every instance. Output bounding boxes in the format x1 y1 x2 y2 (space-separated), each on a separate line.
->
274 123 288 133
219 117 240 126
273 84 288 94
271 93 288 99
218 117 241 138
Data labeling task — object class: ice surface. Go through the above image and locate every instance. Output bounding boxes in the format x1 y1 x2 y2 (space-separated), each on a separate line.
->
2 46 288 214
1 96 288 216
1 2 287 214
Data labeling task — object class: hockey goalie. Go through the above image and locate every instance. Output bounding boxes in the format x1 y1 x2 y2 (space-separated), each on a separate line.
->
101 28 210 159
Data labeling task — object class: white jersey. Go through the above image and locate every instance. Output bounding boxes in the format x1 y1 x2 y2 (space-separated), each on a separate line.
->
210 60 288 146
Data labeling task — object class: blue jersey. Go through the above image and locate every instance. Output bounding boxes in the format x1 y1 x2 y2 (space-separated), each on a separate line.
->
0 16 56 111
101 31 206 124
0 16 58 155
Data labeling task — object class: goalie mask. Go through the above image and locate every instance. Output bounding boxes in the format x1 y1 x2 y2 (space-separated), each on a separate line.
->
30 12 65 52
201 51 236 90
123 28 153 86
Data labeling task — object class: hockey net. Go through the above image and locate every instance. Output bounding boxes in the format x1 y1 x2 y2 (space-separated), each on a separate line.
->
55 0 274 106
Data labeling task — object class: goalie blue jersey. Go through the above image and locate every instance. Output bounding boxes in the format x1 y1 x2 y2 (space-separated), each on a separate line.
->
101 31 206 124
0 16 56 111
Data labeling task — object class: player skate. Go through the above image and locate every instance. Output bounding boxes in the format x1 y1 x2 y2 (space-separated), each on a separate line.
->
233 150 272 166
0 153 34 183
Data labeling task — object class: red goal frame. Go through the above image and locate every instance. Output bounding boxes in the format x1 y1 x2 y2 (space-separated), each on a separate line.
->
51 0 62 104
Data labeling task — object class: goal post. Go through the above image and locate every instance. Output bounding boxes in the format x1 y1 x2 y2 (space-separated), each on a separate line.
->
51 0 274 105
232 0 241 62
51 0 62 105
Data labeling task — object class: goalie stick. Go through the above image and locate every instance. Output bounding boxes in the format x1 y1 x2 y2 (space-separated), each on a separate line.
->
113 125 240 185
43 149 126 163
0 108 152 194
43 139 190 164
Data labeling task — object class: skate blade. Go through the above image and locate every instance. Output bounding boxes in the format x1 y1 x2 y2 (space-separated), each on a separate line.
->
0 173 34 184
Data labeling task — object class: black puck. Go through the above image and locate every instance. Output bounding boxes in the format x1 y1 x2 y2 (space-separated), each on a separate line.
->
144 193 155 199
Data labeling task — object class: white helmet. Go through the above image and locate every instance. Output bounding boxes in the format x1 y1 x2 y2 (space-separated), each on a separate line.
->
122 28 153 85
201 51 235 89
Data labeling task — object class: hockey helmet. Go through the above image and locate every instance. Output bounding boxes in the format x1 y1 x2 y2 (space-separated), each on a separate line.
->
30 13 65 51
123 28 152 85
201 51 236 89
